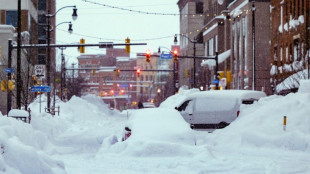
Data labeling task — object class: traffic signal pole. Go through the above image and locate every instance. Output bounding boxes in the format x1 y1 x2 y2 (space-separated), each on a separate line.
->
7 40 12 114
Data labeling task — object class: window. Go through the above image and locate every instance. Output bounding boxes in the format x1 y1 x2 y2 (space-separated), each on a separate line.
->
38 0 46 11
215 35 218 52
38 15 46 24
208 38 213 56
38 55 46 64
196 2 203 14
6 11 18 27
294 39 299 61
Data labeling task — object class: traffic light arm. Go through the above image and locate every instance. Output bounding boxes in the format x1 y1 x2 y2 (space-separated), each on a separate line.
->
11 43 147 49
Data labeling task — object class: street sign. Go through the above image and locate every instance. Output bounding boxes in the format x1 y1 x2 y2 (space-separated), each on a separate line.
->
212 79 219 84
160 54 173 59
31 86 50 92
4 68 15 73
219 78 227 87
34 65 46 78
119 84 130 88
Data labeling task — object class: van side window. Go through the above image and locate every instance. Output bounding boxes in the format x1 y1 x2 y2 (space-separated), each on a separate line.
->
178 100 191 111
242 100 256 104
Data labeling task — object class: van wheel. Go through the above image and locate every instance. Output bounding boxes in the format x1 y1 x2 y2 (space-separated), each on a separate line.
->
218 122 228 129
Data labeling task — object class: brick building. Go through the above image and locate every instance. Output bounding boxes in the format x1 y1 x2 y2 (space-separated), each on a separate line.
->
270 0 310 94
177 0 205 88
77 48 130 109
201 0 232 90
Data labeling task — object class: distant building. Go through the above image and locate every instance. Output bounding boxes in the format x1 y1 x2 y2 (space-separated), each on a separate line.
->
270 0 310 94
77 48 130 109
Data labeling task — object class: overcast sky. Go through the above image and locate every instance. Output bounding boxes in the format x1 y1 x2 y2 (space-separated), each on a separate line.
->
55 0 179 66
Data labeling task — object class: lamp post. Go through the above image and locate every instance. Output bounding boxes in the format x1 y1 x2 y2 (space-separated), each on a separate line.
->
158 46 178 93
46 6 77 111
174 34 199 88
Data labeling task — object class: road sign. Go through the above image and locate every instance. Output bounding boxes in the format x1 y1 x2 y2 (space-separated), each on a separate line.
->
219 78 227 87
34 65 45 78
119 84 129 88
212 79 219 84
4 68 15 73
31 86 50 92
160 54 173 59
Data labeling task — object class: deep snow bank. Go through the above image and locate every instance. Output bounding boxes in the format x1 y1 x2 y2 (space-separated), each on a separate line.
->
205 81 310 152
97 108 196 157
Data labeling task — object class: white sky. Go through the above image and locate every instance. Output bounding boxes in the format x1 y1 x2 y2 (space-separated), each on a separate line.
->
55 0 179 65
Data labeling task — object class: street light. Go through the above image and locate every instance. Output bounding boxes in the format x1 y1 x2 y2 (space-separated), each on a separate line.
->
46 5 77 112
174 34 199 88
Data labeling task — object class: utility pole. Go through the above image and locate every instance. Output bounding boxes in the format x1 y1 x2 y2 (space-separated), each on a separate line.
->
193 37 196 88
60 48 66 100
7 40 12 114
16 0 22 109
252 0 256 90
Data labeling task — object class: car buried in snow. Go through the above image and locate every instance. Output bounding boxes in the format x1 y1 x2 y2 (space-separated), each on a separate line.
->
174 90 266 130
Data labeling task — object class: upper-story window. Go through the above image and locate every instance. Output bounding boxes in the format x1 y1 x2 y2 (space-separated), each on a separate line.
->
196 2 203 14
181 4 188 21
38 0 47 11
6 11 18 27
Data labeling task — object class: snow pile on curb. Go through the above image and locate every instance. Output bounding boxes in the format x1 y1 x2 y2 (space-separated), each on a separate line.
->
206 82 310 152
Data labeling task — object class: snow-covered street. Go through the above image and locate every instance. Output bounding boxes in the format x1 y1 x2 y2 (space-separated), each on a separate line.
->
1 81 310 174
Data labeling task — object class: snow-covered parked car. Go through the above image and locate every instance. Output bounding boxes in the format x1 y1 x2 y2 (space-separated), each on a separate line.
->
121 108 195 145
174 90 266 130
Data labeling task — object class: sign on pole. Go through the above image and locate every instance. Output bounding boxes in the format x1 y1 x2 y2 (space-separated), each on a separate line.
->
219 78 227 87
31 86 50 92
160 54 173 59
4 68 15 73
34 65 46 78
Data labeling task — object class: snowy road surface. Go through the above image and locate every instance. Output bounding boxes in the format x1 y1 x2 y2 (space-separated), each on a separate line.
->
1 81 310 174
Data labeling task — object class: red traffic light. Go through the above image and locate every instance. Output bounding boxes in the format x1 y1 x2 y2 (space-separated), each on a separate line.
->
136 68 141 77
173 49 178 55
120 89 125 95
110 90 114 95
145 49 151 58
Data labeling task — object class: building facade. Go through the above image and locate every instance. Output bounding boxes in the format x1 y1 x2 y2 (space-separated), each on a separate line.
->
270 0 310 94
201 0 232 90
228 0 271 94
177 0 205 88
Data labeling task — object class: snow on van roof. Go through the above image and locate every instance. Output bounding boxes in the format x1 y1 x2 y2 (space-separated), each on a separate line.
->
187 90 266 100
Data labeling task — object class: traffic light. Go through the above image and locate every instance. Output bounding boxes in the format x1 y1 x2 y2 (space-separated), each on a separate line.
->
120 89 125 95
125 37 130 53
110 90 114 96
173 49 178 63
8 80 14 91
145 49 151 63
80 38 85 53
217 71 224 79
32 76 38 85
1 81 6 92
0 45 2 58
116 68 120 77
136 68 141 77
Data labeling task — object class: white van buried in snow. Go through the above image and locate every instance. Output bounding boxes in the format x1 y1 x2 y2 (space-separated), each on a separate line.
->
174 90 266 130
